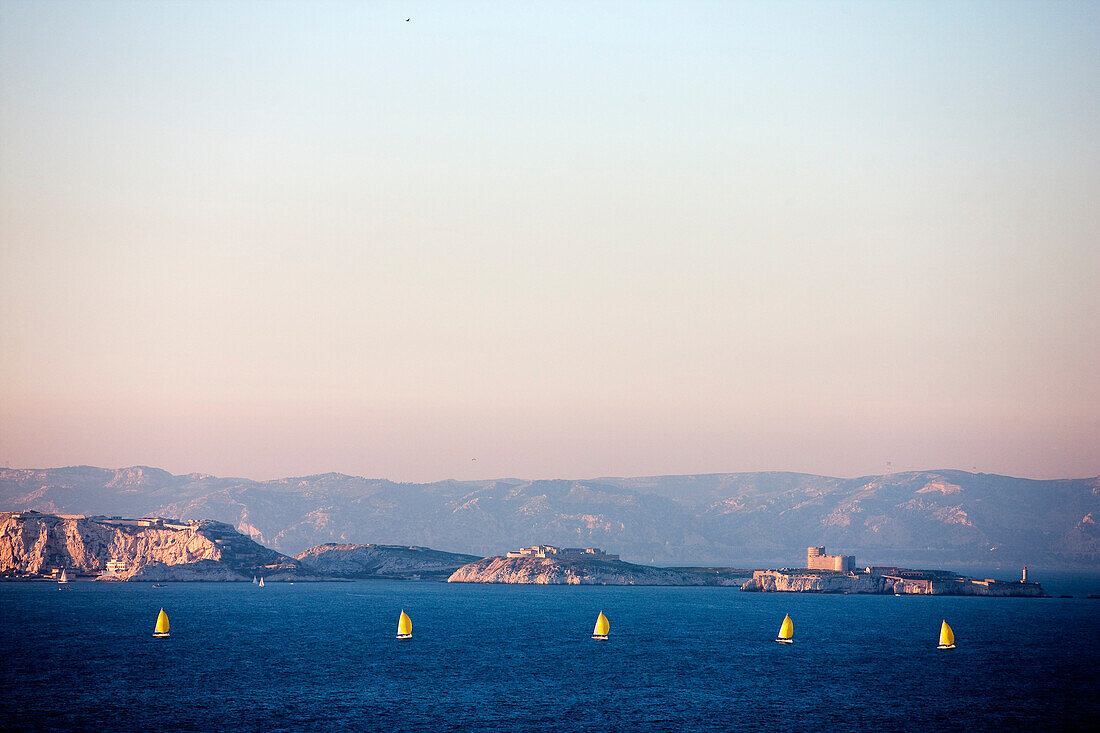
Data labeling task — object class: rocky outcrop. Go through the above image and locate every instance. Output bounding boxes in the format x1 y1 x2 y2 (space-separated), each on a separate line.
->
741 570 890 593
740 569 1045 596
930 578 1045 597
447 555 741 585
0 511 297 580
296 543 480 580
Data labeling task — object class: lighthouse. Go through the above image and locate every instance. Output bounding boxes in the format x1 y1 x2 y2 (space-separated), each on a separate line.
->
1021 566 1028 582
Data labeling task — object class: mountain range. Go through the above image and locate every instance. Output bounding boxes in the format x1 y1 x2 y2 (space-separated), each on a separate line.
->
1 466 1096 569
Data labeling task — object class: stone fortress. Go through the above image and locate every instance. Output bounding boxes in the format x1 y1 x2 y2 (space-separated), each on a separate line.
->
739 543 1044 596
806 545 855 571
505 545 620 561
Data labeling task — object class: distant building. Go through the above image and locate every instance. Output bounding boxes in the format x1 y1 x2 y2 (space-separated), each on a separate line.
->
506 545 619 561
806 546 855 572
9 511 47 520
97 516 192 530
98 518 146 528
105 559 128 574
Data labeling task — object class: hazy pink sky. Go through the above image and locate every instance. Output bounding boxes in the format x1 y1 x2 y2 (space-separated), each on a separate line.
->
2 1 1098 482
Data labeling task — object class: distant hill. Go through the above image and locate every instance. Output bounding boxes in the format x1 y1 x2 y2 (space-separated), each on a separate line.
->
1 466 1096 569
296 543 479 580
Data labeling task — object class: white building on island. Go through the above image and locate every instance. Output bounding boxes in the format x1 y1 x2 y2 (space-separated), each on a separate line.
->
505 545 619 561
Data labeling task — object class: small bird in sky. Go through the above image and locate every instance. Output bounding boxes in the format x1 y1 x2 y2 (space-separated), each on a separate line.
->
405 18 411 22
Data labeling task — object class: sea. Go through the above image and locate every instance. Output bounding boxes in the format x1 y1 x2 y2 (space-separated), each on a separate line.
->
2 574 1099 732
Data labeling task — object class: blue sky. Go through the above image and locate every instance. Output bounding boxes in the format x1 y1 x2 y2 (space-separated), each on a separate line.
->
1 1 1098 480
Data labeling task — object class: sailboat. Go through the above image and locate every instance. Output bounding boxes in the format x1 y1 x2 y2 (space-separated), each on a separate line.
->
57 569 69 587
776 614 794 644
592 611 609 640
258 577 265 587
252 576 258 584
396 610 412 640
937 619 955 650
153 608 170 638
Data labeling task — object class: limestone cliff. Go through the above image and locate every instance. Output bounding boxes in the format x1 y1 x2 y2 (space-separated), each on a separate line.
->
447 555 741 585
0 511 296 580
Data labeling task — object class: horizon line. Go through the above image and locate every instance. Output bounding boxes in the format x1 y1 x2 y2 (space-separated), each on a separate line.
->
2 463 1097 484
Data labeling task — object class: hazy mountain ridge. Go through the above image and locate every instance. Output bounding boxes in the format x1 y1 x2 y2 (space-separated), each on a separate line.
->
1 466 1096 568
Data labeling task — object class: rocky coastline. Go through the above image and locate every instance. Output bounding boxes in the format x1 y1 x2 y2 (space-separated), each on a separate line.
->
1 511 475 582
741 569 1045 596
0 511 1054 593
447 555 747 585
0 511 301 581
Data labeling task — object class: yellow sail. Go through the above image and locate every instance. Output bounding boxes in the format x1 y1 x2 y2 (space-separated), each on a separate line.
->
939 619 955 648
397 610 412 637
154 608 170 637
593 611 610 637
778 614 794 640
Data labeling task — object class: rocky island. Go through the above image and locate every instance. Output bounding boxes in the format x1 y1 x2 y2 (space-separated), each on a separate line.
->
296 543 480 580
447 545 750 585
739 546 1045 596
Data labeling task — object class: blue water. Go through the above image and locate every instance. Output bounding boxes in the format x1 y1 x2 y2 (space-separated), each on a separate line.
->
2 582 1098 731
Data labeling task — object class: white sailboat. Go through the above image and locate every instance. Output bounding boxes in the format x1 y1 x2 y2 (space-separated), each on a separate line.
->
252 575 258 584
592 611 609 640
258 577 265 587
396 610 412 640
776 614 794 644
937 619 955 650
57 569 69 587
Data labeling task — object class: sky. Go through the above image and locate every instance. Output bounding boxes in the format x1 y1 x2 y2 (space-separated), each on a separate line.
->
1 1 1098 482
